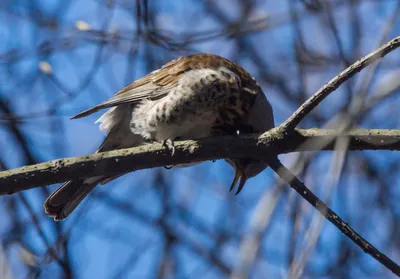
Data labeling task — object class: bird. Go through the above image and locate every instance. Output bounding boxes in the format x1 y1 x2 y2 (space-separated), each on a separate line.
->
44 53 275 221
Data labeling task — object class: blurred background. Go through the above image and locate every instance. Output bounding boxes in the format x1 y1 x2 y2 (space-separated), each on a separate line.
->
1 0 400 278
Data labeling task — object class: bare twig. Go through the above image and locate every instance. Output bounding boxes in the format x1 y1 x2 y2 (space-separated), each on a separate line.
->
281 36 400 131
288 133 349 278
268 158 400 277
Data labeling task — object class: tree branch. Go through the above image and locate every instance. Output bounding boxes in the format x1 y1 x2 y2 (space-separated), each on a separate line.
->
281 36 400 131
1 128 400 194
268 158 400 277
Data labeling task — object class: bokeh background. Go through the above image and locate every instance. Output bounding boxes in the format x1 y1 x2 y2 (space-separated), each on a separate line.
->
1 0 400 278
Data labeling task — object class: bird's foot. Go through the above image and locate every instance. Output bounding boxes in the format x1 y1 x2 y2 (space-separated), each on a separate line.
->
162 138 175 169
162 138 176 156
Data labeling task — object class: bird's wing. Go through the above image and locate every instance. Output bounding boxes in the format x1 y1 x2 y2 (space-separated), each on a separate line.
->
71 57 187 119
70 53 255 120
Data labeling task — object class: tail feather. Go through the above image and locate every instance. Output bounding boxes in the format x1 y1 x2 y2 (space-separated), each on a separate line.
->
44 179 100 221
45 105 145 221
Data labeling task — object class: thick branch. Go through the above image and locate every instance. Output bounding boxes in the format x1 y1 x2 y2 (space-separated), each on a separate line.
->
281 36 400 131
1 128 400 194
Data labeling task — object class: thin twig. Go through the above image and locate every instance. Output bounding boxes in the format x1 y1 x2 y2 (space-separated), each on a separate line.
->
268 158 400 277
281 36 400 131
288 133 349 279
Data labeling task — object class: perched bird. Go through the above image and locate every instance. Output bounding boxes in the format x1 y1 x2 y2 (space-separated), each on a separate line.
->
44 53 275 221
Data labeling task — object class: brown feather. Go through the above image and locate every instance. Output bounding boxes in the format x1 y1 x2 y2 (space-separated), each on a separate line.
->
71 54 258 120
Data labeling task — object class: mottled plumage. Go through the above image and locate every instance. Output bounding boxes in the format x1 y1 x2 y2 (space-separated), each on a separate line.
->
44 53 274 221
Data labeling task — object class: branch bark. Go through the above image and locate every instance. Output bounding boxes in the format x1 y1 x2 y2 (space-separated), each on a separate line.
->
1 128 400 194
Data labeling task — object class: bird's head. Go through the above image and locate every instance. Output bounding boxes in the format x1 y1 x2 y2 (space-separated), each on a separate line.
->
225 88 274 194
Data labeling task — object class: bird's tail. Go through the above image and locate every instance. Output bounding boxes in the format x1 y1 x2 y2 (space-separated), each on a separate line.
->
44 105 143 221
44 177 102 221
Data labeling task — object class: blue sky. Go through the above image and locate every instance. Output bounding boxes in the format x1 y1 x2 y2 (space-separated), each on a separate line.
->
1 0 400 278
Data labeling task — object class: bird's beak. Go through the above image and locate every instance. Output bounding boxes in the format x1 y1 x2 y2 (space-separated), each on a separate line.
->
229 168 247 195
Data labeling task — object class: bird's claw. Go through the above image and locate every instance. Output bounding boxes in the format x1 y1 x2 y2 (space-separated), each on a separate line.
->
229 168 246 195
162 139 176 156
162 139 175 170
